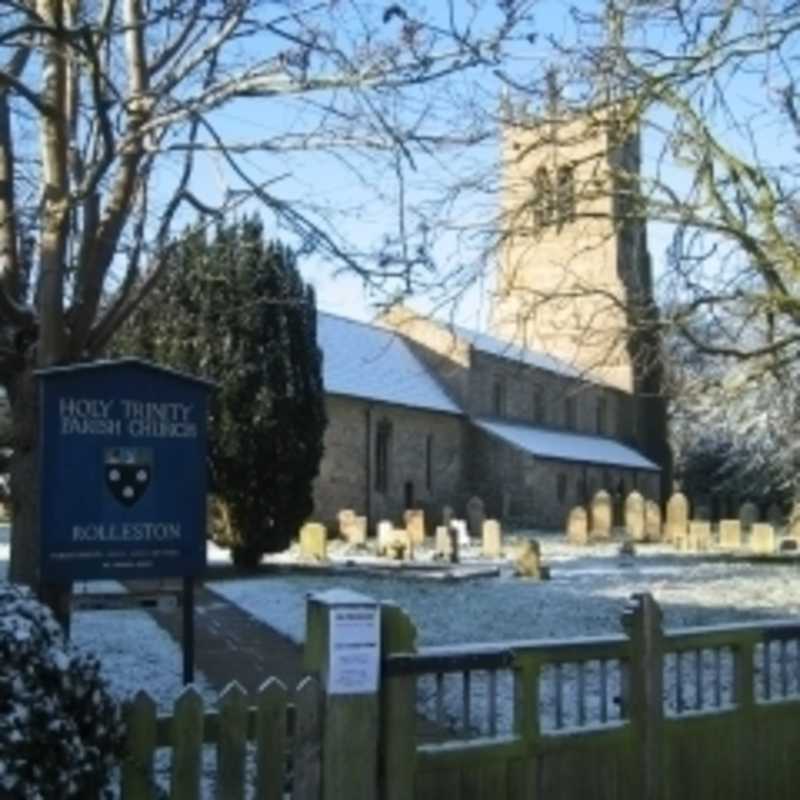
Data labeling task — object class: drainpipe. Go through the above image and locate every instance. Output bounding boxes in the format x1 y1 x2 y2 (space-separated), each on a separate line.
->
365 404 373 533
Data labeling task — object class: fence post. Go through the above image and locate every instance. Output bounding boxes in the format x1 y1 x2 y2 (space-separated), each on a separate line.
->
621 592 665 800
304 589 381 800
379 603 417 800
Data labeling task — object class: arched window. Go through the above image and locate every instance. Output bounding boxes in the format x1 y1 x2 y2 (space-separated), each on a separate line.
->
532 166 553 230
596 396 607 435
532 386 545 424
492 378 506 416
557 165 576 226
564 395 577 430
557 473 568 504
375 419 392 493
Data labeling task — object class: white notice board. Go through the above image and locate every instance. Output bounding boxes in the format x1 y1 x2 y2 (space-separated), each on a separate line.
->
328 605 380 695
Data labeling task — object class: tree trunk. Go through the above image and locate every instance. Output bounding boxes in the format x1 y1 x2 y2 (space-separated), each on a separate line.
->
7 365 39 585
6 364 71 629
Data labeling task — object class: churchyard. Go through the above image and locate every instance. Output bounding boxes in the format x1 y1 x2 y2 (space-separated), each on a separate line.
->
5 501 800 797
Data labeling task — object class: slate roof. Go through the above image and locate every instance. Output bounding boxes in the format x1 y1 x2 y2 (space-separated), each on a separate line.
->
451 324 584 379
318 313 461 415
473 417 660 471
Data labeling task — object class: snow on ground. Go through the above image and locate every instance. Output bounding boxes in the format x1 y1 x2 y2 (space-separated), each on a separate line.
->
210 535 800 647
0 524 213 710
210 534 800 738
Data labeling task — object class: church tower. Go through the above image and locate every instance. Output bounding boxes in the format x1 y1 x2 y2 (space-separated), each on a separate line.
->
491 95 671 490
491 98 652 393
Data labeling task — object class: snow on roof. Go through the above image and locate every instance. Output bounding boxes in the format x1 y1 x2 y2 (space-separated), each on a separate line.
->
450 324 585 380
473 417 660 471
318 313 462 415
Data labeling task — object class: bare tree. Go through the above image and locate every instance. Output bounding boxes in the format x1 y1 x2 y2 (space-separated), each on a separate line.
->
0 0 536 596
472 1 800 491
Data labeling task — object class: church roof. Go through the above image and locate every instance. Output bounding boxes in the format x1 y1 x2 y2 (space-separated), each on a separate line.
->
318 313 462 415
473 417 660 471
451 325 583 379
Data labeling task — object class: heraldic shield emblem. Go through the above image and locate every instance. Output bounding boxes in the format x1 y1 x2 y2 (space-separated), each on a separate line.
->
104 447 153 507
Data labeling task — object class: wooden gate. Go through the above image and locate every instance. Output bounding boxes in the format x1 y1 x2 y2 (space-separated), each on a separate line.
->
380 594 800 800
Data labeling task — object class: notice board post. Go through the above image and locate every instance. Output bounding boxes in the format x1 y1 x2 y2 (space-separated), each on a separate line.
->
304 589 381 800
38 359 212 684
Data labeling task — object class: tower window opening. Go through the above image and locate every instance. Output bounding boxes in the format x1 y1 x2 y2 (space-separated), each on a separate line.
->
492 378 506 416
532 167 553 231
557 165 576 226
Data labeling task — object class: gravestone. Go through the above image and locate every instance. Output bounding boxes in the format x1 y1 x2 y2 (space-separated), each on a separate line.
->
481 519 502 558
739 502 759 532
466 496 486 539
514 539 548 579
780 538 798 553
767 503 784 531
403 509 426 546
688 520 711 552
665 492 689 544
300 522 327 561
750 523 775 556
645 500 662 542
434 526 451 559
625 491 645 541
451 518 470 547
590 490 612 539
718 519 742 550
376 520 394 556
388 528 413 560
566 506 589 545
338 509 367 546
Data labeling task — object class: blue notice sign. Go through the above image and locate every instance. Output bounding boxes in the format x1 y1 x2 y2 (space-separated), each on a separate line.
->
38 359 212 581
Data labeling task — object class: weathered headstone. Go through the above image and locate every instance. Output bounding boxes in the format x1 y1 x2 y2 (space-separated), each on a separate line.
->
434 525 451 559
338 509 367 546
739 501 759 532
377 519 394 556
665 492 689 544
389 528 413 560
514 539 548 579
481 519 502 558
566 506 589 545
403 509 426 546
750 523 775 556
590 490 612 539
451 518 470 547
688 520 711 552
645 500 662 542
767 503 784 531
299 522 327 561
779 538 798 553
625 491 645 541
718 519 742 550
466 496 486 539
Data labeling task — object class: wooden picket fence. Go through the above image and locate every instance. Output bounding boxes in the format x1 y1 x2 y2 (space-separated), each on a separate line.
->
120 676 321 800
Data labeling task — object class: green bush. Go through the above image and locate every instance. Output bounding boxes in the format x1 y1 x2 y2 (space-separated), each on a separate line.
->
0 585 124 799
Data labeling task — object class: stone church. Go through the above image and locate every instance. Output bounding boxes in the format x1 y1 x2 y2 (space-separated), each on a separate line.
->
311 101 670 531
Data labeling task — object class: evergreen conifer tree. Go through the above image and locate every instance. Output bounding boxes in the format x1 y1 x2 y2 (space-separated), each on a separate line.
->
118 217 326 565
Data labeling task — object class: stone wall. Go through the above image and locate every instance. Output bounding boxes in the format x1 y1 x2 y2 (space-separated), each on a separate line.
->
312 395 466 531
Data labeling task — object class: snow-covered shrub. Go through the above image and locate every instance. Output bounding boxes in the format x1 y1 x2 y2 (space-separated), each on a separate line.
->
0 584 124 799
